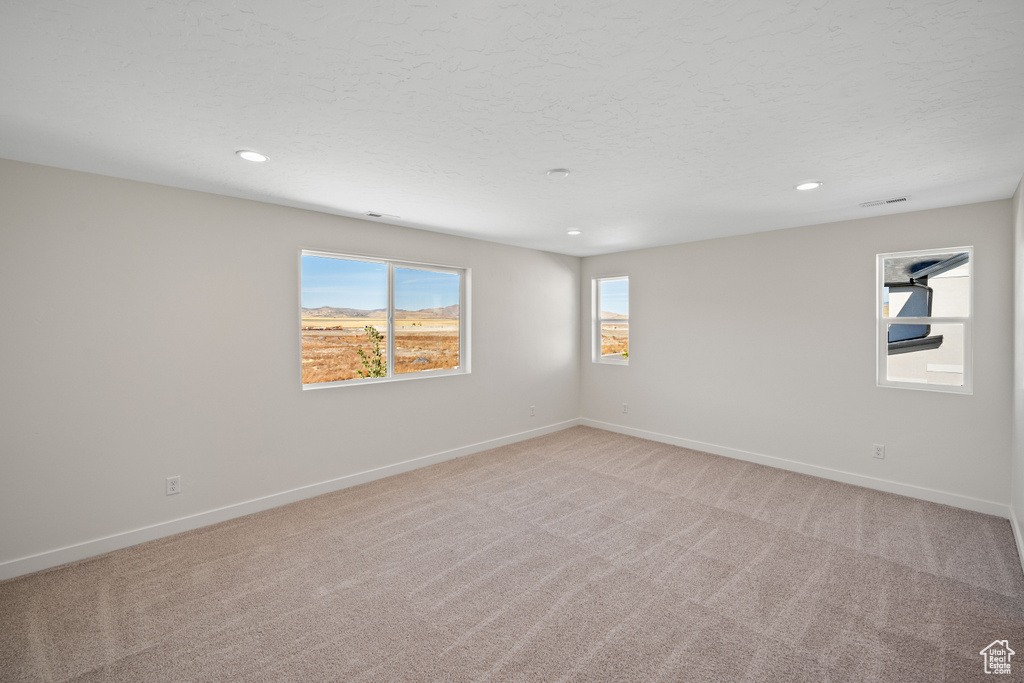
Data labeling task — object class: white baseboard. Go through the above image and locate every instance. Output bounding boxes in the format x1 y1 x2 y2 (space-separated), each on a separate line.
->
581 419 1011 518
1011 506 1024 577
0 419 581 582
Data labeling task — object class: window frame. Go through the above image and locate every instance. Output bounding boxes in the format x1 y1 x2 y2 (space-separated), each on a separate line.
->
593 275 629 365
300 249 470 389
876 246 972 394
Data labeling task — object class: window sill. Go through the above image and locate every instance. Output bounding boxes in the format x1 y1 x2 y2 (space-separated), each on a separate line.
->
303 367 469 390
876 380 971 395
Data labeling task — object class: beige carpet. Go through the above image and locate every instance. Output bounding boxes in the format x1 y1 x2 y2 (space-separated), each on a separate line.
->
2 426 1023 682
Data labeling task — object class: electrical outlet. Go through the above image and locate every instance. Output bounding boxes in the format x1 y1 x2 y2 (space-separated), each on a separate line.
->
622 403 628 414
873 444 885 460
166 475 181 495
529 405 535 417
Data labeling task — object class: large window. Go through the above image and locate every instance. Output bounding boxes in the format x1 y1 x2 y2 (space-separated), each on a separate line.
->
300 251 468 387
594 276 629 364
877 247 971 393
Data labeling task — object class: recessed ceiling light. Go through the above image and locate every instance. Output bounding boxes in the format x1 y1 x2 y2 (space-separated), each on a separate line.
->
547 168 570 180
794 180 823 191
567 229 582 236
236 150 268 163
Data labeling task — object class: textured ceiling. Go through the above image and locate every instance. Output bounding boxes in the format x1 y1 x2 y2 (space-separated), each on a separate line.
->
1 0 1022 256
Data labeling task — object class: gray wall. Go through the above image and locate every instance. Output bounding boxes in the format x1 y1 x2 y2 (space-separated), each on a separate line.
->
2 156 1018 580
580 200 1014 512
1011 176 1024 559
0 159 582 576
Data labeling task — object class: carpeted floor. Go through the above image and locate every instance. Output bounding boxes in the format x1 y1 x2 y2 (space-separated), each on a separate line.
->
2 426 1023 682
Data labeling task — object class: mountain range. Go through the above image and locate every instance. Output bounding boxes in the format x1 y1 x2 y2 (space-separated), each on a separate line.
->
302 305 459 320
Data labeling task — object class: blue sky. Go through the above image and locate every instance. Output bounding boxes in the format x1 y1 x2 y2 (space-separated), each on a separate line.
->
301 255 459 311
301 256 386 310
395 268 459 311
601 278 628 316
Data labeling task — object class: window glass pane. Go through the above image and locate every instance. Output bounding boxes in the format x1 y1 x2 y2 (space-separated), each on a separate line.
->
599 279 629 317
596 277 629 362
301 256 388 384
929 262 970 317
882 250 970 318
394 267 460 375
886 322 964 387
601 322 629 359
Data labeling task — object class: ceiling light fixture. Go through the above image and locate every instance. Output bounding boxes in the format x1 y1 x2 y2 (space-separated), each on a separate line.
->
236 150 268 163
567 229 582 236
794 180 823 191
547 168 570 180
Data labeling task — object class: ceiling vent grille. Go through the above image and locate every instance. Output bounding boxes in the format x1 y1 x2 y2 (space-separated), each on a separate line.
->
365 211 399 219
860 196 910 208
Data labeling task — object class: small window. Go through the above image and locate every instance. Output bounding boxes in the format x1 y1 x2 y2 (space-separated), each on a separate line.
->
877 247 971 393
300 251 468 387
594 276 629 364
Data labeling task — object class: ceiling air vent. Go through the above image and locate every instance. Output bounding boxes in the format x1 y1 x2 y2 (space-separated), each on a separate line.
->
860 196 910 208
365 211 399 219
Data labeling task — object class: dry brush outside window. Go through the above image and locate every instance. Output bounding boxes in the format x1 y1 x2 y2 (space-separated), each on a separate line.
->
300 251 468 387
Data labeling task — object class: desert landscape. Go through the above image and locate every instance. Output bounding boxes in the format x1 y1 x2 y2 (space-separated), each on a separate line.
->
302 306 459 384
600 315 629 358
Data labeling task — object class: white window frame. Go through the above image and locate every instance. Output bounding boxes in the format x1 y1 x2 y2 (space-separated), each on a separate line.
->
593 275 629 365
300 249 470 389
876 246 972 394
